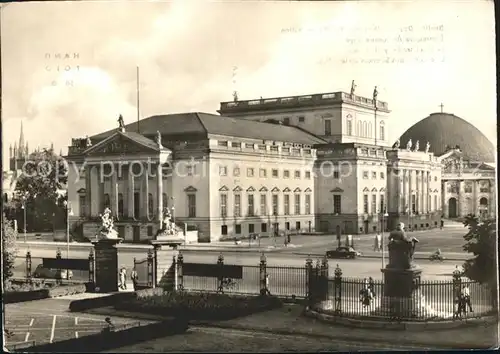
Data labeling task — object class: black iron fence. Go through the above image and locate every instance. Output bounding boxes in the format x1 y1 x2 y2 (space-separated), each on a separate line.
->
309 262 495 321
13 249 93 283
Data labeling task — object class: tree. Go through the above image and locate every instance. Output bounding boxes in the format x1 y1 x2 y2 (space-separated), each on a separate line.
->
462 214 497 307
12 148 68 231
2 213 18 284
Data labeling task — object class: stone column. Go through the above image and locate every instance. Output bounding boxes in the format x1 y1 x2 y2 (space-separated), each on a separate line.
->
111 163 118 217
90 165 99 217
85 164 91 217
142 163 149 219
415 171 420 213
407 170 412 212
402 169 407 212
421 170 425 213
157 162 163 225
128 165 135 219
398 170 404 213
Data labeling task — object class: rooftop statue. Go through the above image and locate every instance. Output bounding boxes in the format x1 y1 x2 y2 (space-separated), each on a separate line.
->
85 135 92 147
387 222 419 269
414 140 420 152
406 139 413 151
393 139 400 149
425 141 431 154
97 208 119 240
156 130 162 147
117 114 125 129
350 80 357 96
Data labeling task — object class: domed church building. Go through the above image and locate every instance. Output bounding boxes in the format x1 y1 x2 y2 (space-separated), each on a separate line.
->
398 111 496 220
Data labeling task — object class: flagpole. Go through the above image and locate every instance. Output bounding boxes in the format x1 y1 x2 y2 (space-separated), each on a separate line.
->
136 66 140 133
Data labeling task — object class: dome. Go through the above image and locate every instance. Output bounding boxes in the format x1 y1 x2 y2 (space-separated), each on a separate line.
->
397 113 495 162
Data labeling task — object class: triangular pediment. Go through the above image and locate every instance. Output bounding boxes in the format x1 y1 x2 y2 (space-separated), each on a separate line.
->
283 187 291 193
293 187 301 193
184 186 197 192
304 187 312 193
219 185 229 192
85 131 159 156
259 186 268 192
246 186 256 192
330 187 344 193
233 186 243 192
371 187 378 192
271 187 280 193
76 188 86 194
379 187 386 192
363 187 370 192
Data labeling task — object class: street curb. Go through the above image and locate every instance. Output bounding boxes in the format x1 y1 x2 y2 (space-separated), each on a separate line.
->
304 308 496 332
77 307 494 349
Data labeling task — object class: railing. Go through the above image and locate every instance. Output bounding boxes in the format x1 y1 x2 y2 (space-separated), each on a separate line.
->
13 254 91 282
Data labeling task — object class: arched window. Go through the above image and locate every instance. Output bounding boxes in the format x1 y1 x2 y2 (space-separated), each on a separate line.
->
480 197 488 206
148 193 154 217
368 122 372 138
3 193 8 203
357 121 362 136
118 193 124 218
363 121 367 137
379 121 385 141
346 115 353 136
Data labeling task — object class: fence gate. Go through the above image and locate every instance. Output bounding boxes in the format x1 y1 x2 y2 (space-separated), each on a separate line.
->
133 250 154 289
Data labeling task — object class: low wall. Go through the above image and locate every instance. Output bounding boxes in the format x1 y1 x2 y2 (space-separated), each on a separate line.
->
4 283 88 304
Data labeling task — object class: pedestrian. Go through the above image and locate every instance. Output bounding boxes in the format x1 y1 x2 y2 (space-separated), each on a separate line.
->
462 284 473 312
374 233 380 251
284 233 288 247
131 267 138 291
287 233 291 245
368 277 376 298
103 317 115 334
119 268 127 290
440 219 444 230
347 234 353 248
265 274 271 295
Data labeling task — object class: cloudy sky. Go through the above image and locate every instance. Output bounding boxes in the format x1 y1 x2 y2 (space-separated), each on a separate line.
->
1 0 496 168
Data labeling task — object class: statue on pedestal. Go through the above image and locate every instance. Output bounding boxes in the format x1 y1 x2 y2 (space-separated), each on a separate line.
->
156 130 163 148
387 222 419 269
97 207 119 240
413 140 420 152
425 141 431 153
155 207 184 247
406 139 413 151
393 139 400 149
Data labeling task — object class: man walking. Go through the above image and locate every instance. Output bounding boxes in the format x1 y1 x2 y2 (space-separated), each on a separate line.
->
131 267 138 291
374 233 381 251
462 284 473 312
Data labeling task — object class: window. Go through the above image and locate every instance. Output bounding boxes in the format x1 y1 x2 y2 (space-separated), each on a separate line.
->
434 195 438 210
235 224 241 234
305 194 311 214
346 118 353 136
219 166 227 176
333 171 339 179
411 195 416 214
249 223 255 233
231 141 241 148
285 222 290 230
233 167 240 177
283 170 290 179
372 171 377 179
247 194 255 216
298 116 305 123
103 193 110 208
148 193 154 216
480 183 490 193
363 171 369 179
380 121 385 141
324 119 332 135
272 169 279 178
284 194 290 215
218 140 228 147
118 193 124 217
147 226 153 237
428 195 431 212
380 194 385 213
371 194 377 214
188 194 196 217
221 225 228 235
187 165 193 176
79 195 86 217
333 195 341 214
305 171 311 179
294 170 301 179
434 176 438 182
363 121 367 137
234 194 241 217
380 172 385 179
261 223 267 232
283 117 290 125
296 221 301 230
246 168 255 177
294 194 301 214
259 168 267 178
260 194 267 215
272 194 279 215
464 183 472 193
363 194 369 213
220 194 227 217
134 192 140 218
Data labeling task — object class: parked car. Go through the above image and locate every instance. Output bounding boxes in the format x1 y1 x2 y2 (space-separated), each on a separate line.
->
33 265 73 280
326 246 362 259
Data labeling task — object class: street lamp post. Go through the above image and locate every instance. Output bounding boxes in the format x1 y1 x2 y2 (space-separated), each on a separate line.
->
382 211 389 268
21 194 27 243
63 201 73 280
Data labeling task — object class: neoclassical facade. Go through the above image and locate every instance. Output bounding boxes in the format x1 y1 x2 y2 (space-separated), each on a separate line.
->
66 112 320 242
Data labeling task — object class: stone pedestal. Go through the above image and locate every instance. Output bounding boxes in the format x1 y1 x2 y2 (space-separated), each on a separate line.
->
92 238 122 293
374 267 422 318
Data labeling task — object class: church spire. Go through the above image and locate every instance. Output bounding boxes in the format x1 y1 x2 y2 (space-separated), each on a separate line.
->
18 121 25 157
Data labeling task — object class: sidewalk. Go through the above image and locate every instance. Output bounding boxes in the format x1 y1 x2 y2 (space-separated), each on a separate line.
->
83 305 497 349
